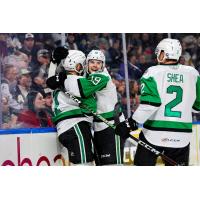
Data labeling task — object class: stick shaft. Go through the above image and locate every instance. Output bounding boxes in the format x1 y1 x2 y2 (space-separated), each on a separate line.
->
64 91 178 166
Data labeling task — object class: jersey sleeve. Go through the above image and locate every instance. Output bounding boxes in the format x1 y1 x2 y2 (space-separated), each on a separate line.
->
132 69 162 124
192 76 200 112
140 75 162 106
77 73 109 98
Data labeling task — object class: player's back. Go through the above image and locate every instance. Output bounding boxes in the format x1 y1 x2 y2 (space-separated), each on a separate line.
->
140 64 199 147
148 64 198 124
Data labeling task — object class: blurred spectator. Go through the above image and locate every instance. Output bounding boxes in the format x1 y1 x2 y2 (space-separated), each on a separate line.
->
20 33 38 64
179 56 186 65
77 34 90 53
2 33 200 127
37 34 55 52
118 53 143 80
87 33 100 49
30 69 46 96
195 36 200 66
3 50 29 69
1 65 23 113
111 73 124 102
111 73 124 89
44 88 53 118
117 80 126 97
20 33 35 55
37 49 50 64
152 33 165 49
31 49 50 77
100 33 114 47
108 39 123 68
10 68 32 107
97 38 111 64
181 41 194 66
130 80 140 112
127 33 142 56
1 96 18 129
136 54 150 73
17 91 53 128
141 33 152 51
0 33 8 58
182 35 197 56
6 34 22 53
51 33 62 47
141 33 154 62
66 34 78 50
116 80 128 116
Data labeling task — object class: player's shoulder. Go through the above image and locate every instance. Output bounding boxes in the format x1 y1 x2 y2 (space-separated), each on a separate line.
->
89 72 110 80
145 64 199 76
142 65 161 78
67 74 83 80
180 64 199 76
148 64 170 72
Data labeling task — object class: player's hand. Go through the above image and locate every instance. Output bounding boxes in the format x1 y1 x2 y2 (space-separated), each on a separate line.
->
115 120 130 139
46 72 67 89
127 117 138 131
51 46 69 64
115 117 138 139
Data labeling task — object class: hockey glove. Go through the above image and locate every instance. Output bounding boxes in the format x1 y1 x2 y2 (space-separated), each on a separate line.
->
115 117 138 140
51 46 69 65
46 72 67 90
127 117 138 131
115 121 130 139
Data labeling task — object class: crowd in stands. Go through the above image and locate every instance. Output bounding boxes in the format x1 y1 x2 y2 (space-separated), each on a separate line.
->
1 33 200 129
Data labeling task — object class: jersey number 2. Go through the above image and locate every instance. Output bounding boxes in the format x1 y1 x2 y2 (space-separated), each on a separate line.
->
164 85 183 118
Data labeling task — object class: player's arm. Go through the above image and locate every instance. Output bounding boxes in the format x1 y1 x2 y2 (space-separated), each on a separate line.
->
115 70 162 139
64 73 109 98
132 75 162 124
192 76 200 113
46 46 69 90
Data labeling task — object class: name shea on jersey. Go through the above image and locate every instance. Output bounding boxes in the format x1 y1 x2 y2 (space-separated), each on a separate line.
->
167 73 184 83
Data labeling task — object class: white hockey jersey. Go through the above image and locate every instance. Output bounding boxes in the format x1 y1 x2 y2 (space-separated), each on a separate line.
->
133 64 200 148
65 69 125 132
51 75 95 136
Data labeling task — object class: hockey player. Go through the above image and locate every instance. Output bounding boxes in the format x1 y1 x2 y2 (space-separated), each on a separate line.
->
64 50 126 165
115 38 200 166
46 50 97 165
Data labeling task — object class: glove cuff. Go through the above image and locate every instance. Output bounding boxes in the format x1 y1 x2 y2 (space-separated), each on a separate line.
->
128 117 138 131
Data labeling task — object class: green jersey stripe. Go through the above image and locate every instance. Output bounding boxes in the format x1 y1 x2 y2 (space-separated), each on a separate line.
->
140 101 161 107
144 120 192 132
115 135 121 164
53 90 61 115
192 105 200 111
94 112 123 122
52 109 84 122
74 124 86 163
193 76 200 111
143 125 192 132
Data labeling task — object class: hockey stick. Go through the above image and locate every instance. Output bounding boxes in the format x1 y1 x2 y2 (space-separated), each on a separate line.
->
48 62 101 165
113 103 178 166
54 91 101 165
65 91 178 166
